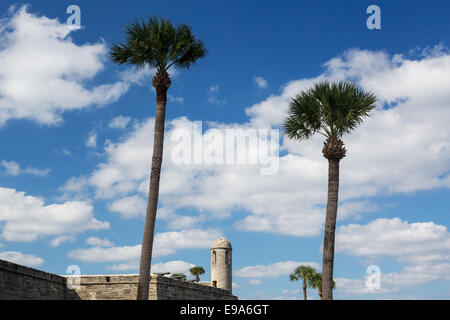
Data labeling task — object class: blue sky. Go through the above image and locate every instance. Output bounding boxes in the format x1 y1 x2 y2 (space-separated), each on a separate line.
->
0 0 449 300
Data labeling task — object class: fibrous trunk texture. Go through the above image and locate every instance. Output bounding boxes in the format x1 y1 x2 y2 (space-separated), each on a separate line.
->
303 280 307 300
137 69 171 300
321 137 346 300
322 137 346 160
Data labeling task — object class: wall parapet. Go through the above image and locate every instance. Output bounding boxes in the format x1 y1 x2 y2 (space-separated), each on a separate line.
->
67 274 237 300
0 259 74 300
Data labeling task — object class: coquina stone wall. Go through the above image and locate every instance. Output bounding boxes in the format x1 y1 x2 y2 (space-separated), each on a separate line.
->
66 274 236 300
0 259 237 300
152 275 236 300
0 259 77 300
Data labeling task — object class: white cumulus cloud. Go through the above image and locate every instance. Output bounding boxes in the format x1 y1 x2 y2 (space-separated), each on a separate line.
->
0 187 109 242
0 251 44 267
85 131 97 148
1 160 50 177
107 195 147 219
108 116 132 129
253 76 268 89
336 218 450 259
107 260 195 274
86 237 114 247
60 46 450 240
0 6 146 127
249 279 262 285
334 217 450 297
235 261 320 278
68 228 222 263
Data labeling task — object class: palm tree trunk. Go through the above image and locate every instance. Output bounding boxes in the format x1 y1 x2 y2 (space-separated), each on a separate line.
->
136 71 170 300
319 288 323 300
302 280 307 300
321 159 340 300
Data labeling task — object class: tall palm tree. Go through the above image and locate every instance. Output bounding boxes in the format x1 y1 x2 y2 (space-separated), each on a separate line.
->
110 17 207 300
289 266 317 300
283 81 377 300
311 272 335 300
190 266 205 282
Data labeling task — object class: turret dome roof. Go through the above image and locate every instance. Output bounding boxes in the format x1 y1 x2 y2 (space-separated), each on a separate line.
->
211 238 232 249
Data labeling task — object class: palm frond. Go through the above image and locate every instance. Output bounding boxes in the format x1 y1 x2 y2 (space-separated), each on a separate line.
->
110 17 207 71
289 266 317 286
283 81 377 141
190 266 205 276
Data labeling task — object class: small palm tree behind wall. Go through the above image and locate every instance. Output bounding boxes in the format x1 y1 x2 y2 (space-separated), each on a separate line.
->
311 272 336 300
289 266 317 300
110 17 207 300
283 81 377 300
190 266 206 282
171 273 187 281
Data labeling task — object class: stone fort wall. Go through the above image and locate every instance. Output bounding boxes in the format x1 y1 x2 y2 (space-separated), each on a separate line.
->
0 259 237 300
66 274 237 300
0 259 72 300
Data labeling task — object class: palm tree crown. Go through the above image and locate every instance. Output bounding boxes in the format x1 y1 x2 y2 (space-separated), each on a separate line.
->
171 273 187 281
289 266 317 300
289 265 316 283
110 17 207 72
284 81 377 160
283 81 377 142
190 266 205 282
